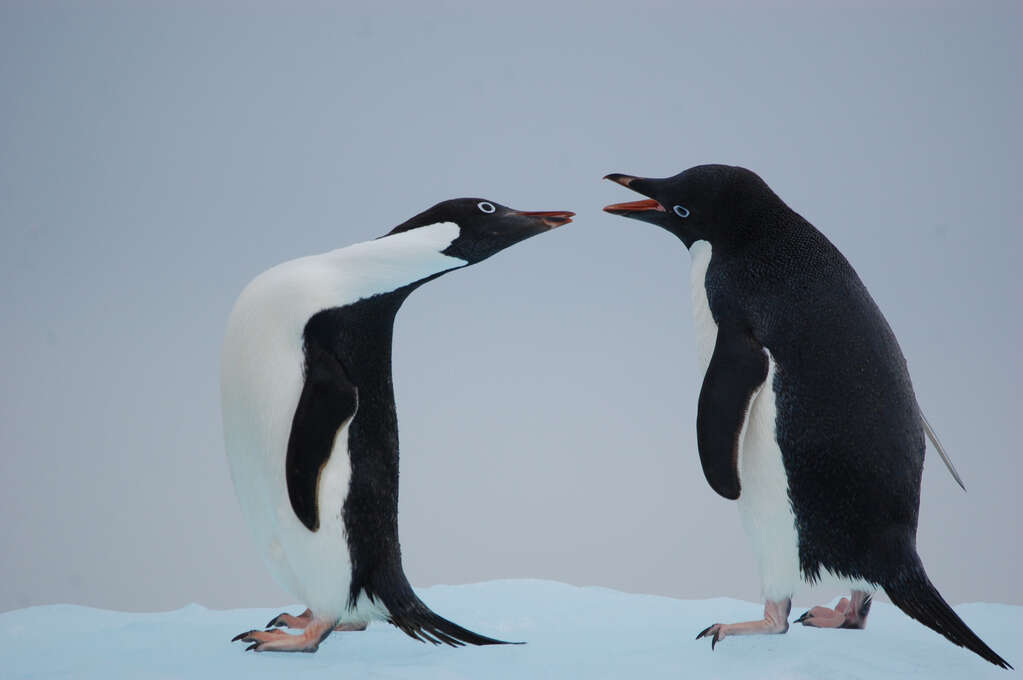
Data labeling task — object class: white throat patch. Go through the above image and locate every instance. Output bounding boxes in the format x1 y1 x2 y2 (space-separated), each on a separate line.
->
689 240 717 373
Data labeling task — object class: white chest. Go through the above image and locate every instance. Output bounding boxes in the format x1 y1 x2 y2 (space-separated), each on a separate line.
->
689 240 717 374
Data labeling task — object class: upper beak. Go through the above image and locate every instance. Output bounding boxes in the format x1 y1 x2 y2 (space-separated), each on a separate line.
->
603 173 638 188
513 210 575 228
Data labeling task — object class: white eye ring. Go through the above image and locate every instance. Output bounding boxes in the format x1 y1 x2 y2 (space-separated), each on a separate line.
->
477 201 496 214
673 205 690 218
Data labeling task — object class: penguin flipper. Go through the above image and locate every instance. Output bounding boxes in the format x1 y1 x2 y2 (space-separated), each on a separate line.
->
697 323 769 500
286 338 359 532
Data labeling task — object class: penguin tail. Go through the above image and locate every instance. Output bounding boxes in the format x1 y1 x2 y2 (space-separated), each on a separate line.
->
884 561 1011 669
384 592 520 647
361 569 520 647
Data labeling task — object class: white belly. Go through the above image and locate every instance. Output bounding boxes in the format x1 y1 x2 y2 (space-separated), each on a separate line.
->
735 356 802 601
220 309 383 622
689 240 800 601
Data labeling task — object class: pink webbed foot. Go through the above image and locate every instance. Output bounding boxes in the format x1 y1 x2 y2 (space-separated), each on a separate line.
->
232 616 336 653
266 608 367 633
696 598 792 649
796 590 872 630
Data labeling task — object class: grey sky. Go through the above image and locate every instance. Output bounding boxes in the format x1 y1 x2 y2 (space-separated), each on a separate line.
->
1 1 1020 614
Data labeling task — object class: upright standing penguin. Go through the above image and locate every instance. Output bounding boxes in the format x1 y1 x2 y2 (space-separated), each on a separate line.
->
221 198 573 652
603 165 1010 668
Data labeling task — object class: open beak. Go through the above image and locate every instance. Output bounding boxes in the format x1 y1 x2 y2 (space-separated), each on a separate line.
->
602 174 665 214
513 210 576 228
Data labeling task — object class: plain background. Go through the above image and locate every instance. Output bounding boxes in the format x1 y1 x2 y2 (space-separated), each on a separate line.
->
2 1 1020 614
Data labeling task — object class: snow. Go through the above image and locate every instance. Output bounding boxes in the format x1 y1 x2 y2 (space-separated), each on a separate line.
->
2 580 1017 679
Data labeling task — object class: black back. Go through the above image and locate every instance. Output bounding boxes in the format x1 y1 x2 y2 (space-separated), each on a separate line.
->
714 205 1011 667
703 185 924 584
288 282 509 646
301 286 413 608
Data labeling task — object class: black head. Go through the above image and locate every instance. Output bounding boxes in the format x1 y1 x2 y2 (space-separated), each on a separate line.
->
387 197 574 265
603 165 781 248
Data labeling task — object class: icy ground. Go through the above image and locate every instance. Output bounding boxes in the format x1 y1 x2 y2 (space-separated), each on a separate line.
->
2 580 1017 679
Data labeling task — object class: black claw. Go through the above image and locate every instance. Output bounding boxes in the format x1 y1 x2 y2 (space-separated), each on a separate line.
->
266 616 280 628
794 611 810 624
231 631 253 643
695 624 724 649
246 643 259 652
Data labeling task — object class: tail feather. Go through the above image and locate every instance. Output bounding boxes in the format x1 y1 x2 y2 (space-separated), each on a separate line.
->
363 570 520 647
385 594 518 647
885 566 1011 669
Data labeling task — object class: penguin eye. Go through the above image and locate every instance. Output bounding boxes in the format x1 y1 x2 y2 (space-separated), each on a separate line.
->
477 201 496 214
673 205 690 218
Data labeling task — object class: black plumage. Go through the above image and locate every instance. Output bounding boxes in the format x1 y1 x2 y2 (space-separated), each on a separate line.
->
297 288 508 646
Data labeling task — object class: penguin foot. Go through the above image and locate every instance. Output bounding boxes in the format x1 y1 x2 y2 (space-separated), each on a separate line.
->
696 598 791 649
266 608 368 633
232 617 336 653
796 590 872 629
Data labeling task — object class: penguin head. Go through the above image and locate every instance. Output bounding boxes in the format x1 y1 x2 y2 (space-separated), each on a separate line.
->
387 198 574 265
603 165 775 248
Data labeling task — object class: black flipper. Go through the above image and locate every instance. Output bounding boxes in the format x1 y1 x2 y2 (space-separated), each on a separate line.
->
885 558 1011 669
364 562 518 647
696 322 769 500
286 337 358 532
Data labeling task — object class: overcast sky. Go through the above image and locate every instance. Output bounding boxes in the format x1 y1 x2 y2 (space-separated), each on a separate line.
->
2 1 1020 615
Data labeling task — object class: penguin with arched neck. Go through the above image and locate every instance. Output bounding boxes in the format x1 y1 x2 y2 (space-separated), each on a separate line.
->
603 166 1010 669
222 198 574 652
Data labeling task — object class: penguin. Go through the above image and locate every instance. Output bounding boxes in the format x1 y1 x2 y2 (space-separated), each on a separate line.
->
221 198 574 652
602 166 1010 669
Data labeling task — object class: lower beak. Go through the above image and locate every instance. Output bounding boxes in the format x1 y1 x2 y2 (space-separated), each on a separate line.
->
603 198 665 215
515 210 576 228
